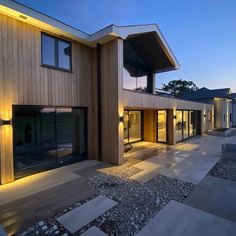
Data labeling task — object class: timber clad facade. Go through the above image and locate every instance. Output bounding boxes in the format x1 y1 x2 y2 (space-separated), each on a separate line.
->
0 0 214 184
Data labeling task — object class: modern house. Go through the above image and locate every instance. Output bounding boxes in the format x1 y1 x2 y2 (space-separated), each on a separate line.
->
0 0 214 185
182 87 236 129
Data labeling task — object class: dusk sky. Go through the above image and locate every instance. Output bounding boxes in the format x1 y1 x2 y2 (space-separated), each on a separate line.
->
16 0 236 91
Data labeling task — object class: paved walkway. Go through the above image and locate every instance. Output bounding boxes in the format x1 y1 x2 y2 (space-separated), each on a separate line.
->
0 161 110 235
130 135 236 184
185 175 236 222
0 160 99 206
81 226 107 236
137 200 236 236
56 195 117 233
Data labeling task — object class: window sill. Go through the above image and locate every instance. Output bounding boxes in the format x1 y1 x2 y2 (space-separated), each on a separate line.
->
41 64 73 73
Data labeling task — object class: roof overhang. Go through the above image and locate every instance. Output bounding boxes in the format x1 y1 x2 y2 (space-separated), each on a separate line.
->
0 0 180 71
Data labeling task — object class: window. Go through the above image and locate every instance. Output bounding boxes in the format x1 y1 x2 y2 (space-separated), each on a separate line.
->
124 110 142 143
14 106 87 179
175 110 199 142
207 110 212 122
41 33 72 71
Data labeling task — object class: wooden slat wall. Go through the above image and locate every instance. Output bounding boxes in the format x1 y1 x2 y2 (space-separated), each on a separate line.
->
0 13 98 184
100 39 124 165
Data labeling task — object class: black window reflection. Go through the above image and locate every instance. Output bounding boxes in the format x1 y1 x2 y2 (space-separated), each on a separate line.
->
41 33 72 71
14 106 86 178
42 34 55 66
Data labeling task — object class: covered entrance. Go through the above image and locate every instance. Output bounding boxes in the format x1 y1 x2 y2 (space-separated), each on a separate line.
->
13 105 87 179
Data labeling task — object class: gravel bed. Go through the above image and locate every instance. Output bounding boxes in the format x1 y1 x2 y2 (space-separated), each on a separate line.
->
15 170 195 236
77 173 195 236
208 161 236 181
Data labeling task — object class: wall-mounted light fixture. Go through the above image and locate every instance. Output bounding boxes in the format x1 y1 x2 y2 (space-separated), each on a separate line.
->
19 15 28 21
173 115 177 119
203 114 206 118
119 116 124 123
1 119 11 125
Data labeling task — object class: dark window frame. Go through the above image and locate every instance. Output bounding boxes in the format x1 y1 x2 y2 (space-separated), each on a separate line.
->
175 109 200 142
41 32 72 73
157 110 168 144
12 105 87 179
124 109 143 143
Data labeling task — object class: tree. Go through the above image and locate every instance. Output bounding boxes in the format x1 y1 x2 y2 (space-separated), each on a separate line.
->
162 79 198 97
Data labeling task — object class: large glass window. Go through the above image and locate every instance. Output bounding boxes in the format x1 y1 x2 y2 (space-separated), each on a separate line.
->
14 106 86 178
157 110 167 143
42 35 55 67
123 40 149 92
123 67 147 91
41 33 72 71
189 111 194 137
176 110 183 142
175 110 199 142
124 110 142 143
183 111 189 139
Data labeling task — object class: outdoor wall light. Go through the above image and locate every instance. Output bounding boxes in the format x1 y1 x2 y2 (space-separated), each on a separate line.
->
173 115 177 119
119 116 124 123
1 119 11 125
203 114 206 118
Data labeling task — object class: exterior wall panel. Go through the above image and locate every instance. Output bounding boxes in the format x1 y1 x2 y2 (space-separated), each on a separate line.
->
100 39 124 165
123 90 214 134
0 13 98 184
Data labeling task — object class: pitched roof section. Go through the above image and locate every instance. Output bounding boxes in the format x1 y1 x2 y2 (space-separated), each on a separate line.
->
182 87 231 100
0 0 180 70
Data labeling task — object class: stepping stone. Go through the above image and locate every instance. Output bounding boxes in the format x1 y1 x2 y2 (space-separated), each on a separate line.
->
56 195 117 233
0 225 7 236
80 226 107 236
137 200 236 236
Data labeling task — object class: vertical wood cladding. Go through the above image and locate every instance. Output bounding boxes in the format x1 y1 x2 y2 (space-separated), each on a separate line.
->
0 13 98 183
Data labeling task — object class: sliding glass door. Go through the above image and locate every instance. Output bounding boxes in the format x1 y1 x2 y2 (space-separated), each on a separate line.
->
183 111 189 139
14 106 87 178
157 110 167 143
124 110 142 143
175 110 200 142
176 110 183 142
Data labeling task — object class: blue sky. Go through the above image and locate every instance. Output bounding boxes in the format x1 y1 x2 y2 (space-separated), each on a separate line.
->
16 0 236 91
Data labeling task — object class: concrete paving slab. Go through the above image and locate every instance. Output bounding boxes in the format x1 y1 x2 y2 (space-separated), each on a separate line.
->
0 160 100 205
130 135 222 184
0 177 95 235
136 200 236 236
185 175 236 222
56 195 117 233
80 226 107 236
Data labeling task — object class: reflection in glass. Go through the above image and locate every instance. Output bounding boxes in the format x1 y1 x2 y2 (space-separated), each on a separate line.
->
42 34 55 66
176 110 183 142
183 111 189 139
14 106 86 178
158 110 167 143
123 67 147 91
58 40 71 70
123 110 142 143
189 111 194 137
124 111 129 143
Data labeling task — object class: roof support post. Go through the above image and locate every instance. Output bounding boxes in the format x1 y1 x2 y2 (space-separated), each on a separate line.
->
147 72 155 94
